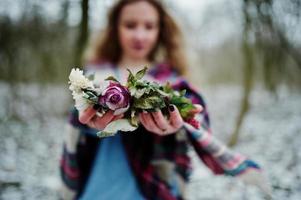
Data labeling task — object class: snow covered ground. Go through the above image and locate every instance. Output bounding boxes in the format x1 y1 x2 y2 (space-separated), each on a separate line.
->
0 82 300 200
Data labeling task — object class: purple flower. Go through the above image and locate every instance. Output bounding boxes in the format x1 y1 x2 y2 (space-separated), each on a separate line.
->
100 82 130 115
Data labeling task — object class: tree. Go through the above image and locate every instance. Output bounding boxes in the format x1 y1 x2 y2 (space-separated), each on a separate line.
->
74 0 89 67
228 0 301 146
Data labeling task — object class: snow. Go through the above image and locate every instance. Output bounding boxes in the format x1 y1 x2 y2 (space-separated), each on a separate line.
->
0 82 300 199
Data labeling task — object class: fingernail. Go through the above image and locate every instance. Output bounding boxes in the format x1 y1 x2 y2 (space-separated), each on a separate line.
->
169 105 175 112
93 104 101 110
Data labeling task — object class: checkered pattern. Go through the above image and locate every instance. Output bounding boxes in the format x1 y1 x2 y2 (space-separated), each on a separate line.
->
60 62 260 199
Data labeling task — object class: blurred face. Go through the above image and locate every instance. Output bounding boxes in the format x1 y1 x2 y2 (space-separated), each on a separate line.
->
118 1 160 61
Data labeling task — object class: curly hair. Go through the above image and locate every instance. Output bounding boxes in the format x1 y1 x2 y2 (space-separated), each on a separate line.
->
85 0 187 75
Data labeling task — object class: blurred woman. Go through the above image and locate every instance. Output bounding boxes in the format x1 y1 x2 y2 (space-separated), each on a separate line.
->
60 0 263 199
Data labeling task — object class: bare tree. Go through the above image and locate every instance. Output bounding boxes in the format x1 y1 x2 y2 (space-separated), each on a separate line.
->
228 0 301 146
74 0 89 67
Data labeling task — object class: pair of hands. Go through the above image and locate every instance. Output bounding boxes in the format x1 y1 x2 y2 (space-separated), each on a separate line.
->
78 104 272 197
78 104 203 135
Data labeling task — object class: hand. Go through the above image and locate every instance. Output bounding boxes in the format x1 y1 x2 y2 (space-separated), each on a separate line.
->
139 104 203 136
64 124 80 153
78 105 124 130
238 168 272 198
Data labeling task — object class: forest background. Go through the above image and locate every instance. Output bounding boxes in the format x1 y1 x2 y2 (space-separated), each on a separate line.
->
0 0 300 199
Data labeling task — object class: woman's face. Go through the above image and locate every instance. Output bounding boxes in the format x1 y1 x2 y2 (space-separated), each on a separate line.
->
118 1 160 61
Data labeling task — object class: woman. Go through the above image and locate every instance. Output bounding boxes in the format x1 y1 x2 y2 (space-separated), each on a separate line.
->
60 0 266 199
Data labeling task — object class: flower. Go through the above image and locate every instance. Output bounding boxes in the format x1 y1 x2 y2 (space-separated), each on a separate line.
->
185 118 200 129
72 91 90 111
69 68 94 93
100 82 130 115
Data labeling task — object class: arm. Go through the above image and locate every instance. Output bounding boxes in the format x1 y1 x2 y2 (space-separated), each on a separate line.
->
184 120 260 176
59 110 80 200
172 79 260 176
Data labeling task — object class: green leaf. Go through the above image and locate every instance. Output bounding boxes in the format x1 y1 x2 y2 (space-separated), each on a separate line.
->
178 104 195 118
127 68 134 76
130 110 139 127
82 90 99 104
133 95 165 109
163 82 173 93
134 88 146 98
135 66 147 80
105 76 119 83
144 87 151 95
129 87 137 96
136 80 148 87
156 88 170 97
170 96 190 105
126 68 136 86
180 89 186 96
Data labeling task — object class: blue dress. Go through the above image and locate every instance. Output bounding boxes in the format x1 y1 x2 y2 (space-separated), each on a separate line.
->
79 133 145 200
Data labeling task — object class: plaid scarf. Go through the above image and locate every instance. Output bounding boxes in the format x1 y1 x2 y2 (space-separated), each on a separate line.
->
60 62 260 200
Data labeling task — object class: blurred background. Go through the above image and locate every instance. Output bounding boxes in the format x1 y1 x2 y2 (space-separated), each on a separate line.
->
0 0 300 199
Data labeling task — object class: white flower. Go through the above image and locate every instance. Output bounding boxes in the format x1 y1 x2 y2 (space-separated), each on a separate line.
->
69 68 94 93
97 119 137 137
68 68 95 111
72 91 90 111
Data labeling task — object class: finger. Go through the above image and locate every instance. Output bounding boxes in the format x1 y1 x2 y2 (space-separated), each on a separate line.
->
239 169 272 197
169 105 183 129
112 114 124 121
87 121 96 129
139 113 152 131
151 110 169 131
139 113 147 125
190 104 203 114
93 110 115 129
141 112 162 134
79 106 97 124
